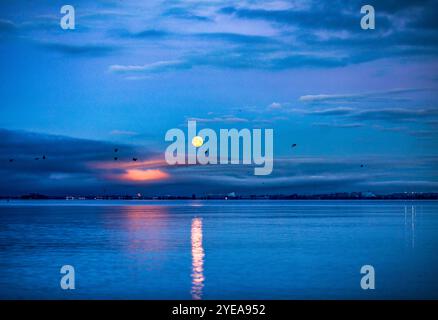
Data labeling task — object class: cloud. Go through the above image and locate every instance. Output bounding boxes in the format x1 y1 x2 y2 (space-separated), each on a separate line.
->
284 105 438 136
306 107 355 116
110 130 139 136
353 107 438 121
407 2 438 30
0 19 17 33
0 129 164 195
407 129 438 138
187 116 249 124
109 60 190 74
40 42 117 56
299 88 426 102
218 0 426 29
312 122 364 128
185 50 350 70
97 0 438 73
296 105 438 123
160 155 438 194
112 28 171 39
210 2 438 68
367 0 432 13
91 158 166 171
195 31 275 44
1 128 438 195
218 5 360 31
162 7 213 22
0 19 18 41
4 0 438 73
364 180 438 188
0 129 125 163
268 102 282 110
372 125 409 133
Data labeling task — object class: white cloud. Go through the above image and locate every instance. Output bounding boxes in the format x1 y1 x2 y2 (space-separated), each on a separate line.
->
187 116 249 123
268 102 282 110
299 88 425 102
110 130 138 136
108 60 187 74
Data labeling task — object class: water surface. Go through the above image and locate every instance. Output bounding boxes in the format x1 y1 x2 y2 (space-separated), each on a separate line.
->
0 200 437 299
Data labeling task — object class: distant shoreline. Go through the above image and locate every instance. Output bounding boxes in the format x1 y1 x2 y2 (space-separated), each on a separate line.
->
2 199 438 202
1 192 438 201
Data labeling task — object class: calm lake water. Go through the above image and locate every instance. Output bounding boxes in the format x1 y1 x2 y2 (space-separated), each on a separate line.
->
0 200 437 299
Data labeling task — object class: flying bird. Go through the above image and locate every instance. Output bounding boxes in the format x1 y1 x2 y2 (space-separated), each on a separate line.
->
114 157 118 161
9 159 14 162
360 164 364 168
291 144 297 148
42 155 46 160
132 158 138 162
114 148 118 153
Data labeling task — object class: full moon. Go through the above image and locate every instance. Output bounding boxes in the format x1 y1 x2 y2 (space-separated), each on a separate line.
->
192 136 204 148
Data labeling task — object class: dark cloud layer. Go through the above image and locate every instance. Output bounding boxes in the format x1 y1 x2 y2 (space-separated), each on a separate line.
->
39 42 117 56
1 129 437 196
0 129 157 195
0 0 437 71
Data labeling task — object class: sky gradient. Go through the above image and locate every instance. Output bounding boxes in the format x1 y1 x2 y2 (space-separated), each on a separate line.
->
1 0 438 196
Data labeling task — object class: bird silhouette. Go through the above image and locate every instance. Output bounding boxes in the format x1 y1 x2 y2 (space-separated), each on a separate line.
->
114 157 118 161
360 164 364 168
132 158 138 161
42 155 46 160
291 143 297 148
114 148 118 153
9 159 14 162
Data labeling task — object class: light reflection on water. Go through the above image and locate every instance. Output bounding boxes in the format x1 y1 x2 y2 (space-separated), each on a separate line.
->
191 217 205 300
123 205 169 253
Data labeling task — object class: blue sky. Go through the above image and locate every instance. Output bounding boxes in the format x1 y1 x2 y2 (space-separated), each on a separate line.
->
1 0 438 196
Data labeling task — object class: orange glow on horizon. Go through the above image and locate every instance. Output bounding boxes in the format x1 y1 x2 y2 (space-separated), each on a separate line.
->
89 157 170 182
121 169 169 182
